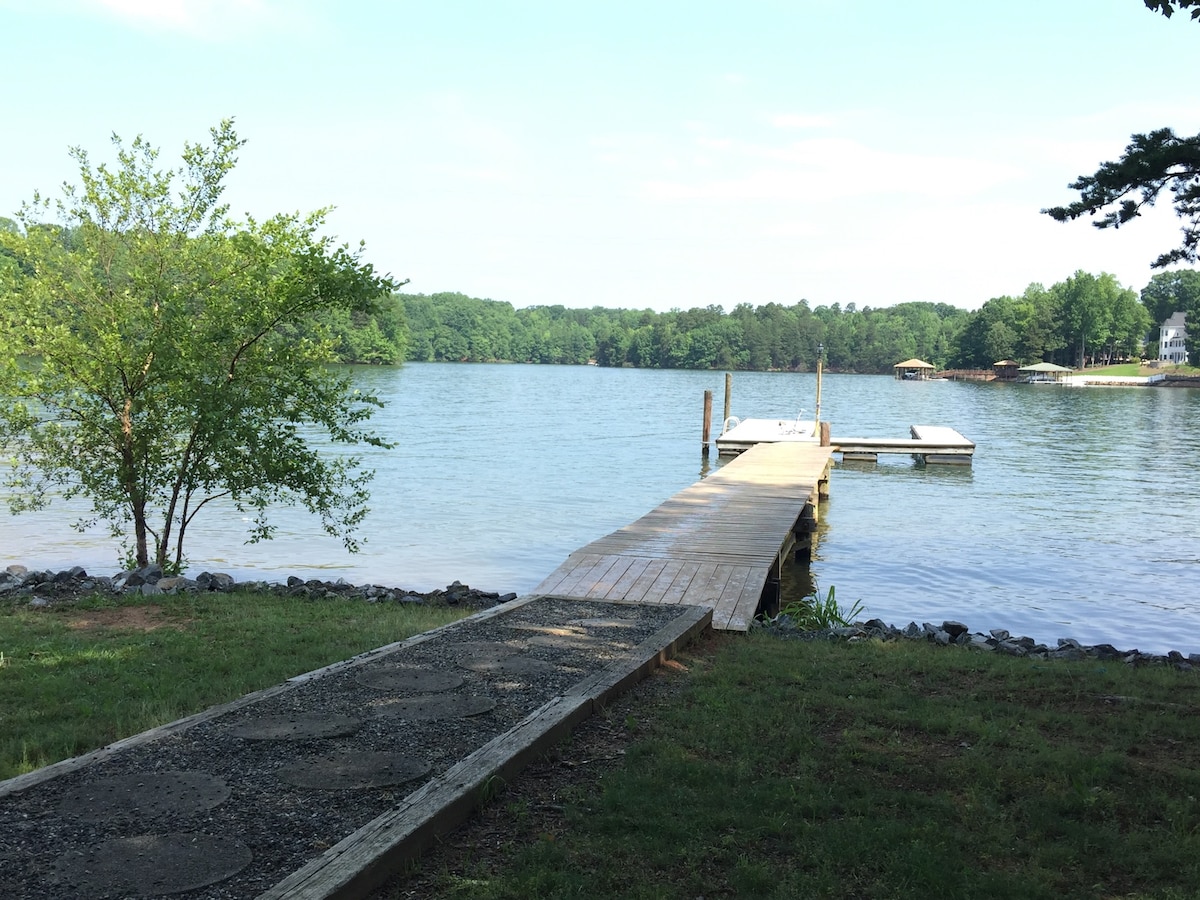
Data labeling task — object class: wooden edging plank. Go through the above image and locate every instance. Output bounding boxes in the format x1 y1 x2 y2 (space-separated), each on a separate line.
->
0 596 538 800
258 603 713 900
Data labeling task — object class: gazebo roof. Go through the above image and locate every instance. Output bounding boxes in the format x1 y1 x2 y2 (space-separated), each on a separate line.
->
893 358 935 369
993 359 1020 367
1017 362 1074 373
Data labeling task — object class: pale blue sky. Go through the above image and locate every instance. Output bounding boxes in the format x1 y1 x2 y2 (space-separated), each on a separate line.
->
2 0 1197 312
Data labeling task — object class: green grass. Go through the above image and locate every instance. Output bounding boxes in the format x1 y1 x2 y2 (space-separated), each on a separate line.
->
403 633 1200 899
1087 361 1200 376
0 592 467 779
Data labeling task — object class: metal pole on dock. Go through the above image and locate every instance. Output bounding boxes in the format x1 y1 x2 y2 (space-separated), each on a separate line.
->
814 343 824 437
702 390 713 455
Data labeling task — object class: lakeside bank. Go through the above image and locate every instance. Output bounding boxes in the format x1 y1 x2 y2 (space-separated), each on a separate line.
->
7 561 1199 671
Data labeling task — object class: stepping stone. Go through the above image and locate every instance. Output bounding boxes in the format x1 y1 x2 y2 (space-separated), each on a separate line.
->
278 752 431 790
58 771 229 822
374 694 496 721
54 833 252 897
460 655 568 676
226 713 362 741
355 667 464 693
453 640 525 662
525 632 602 650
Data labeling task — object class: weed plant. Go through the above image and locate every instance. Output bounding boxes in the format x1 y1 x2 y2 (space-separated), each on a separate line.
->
773 584 864 630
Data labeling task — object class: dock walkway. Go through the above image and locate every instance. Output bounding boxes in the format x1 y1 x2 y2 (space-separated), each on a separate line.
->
532 441 833 631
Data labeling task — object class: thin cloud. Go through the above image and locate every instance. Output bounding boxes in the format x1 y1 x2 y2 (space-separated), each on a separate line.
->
771 113 833 129
81 0 303 37
642 136 1023 203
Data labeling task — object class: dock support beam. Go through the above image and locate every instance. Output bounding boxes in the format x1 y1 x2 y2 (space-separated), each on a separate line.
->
701 390 713 456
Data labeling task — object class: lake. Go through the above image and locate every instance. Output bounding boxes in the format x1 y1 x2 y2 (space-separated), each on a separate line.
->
3 363 1198 653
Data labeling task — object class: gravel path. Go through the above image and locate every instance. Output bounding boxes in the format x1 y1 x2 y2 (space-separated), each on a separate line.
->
0 596 690 899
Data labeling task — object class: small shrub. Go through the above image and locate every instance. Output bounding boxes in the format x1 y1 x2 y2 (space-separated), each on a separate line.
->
774 585 864 630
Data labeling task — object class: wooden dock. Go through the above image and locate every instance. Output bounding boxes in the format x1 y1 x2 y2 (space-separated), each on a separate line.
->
717 421 974 465
532 442 833 631
835 425 974 464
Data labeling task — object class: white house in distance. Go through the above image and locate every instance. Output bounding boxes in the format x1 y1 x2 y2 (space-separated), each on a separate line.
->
1160 312 1188 365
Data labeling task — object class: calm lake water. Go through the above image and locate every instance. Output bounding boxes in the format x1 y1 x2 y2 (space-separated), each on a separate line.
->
3 363 1198 653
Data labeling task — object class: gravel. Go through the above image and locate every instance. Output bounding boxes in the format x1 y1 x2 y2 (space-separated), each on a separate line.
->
0 595 688 899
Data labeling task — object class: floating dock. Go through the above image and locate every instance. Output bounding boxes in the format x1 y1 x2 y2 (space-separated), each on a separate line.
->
835 425 975 465
716 420 974 465
532 441 834 631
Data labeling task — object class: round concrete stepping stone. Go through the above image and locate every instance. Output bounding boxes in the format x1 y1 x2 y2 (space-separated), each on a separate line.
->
355 667 464 693
226 713 362 741
58 771 229 822
460 655 566 676
54 832 252 897
278 751 431 790
374 693 496 721
453 640 524 661
526 632 600 650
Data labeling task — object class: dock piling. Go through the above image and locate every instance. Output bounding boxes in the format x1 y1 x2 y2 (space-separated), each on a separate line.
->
702 390 713 455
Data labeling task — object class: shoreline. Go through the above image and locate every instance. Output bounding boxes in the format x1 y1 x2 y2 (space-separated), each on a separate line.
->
7 562 1200 671
0 563 516 612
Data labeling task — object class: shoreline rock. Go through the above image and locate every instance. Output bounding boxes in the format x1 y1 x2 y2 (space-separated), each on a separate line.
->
0 563 516 611
10 563 1196 671
756 614 1200 671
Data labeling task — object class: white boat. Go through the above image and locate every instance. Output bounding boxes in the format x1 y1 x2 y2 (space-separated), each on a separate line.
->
717 415 818 454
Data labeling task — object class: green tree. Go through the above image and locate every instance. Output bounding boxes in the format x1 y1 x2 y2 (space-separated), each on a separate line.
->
1140 269 1200 325
1043 4 1200 280
0 122 398 571
1144 0 1200 20
1042 129 1200 269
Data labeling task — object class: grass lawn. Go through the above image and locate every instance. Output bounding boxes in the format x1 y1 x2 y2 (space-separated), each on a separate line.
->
0 591 467 780
394 631 1200 900
1085 362 1200 377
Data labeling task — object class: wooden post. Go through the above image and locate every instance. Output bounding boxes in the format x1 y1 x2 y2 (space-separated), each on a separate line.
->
723 372 732 427
814 354 823 437
819 421 831 447
701 390 713 455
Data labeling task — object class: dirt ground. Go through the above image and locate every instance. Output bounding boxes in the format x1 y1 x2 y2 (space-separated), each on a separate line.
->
63 603 189 632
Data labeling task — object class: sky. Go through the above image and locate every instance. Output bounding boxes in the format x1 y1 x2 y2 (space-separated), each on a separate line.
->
1 0 1198 314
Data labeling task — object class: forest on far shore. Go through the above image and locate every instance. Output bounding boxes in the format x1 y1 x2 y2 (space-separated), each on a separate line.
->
4 213 1196 373
384 267 1198 373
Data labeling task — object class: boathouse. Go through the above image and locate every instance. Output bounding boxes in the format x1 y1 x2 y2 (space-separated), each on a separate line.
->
1017 361 1074 383
993 359 1020 381
893 358 936 380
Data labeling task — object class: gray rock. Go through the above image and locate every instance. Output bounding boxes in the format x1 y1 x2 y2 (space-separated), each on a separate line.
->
942 620 969 638
996 641 1029 657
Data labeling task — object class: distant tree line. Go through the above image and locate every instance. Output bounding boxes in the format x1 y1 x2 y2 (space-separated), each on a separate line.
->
397 269 1198 372
4 218 1194 370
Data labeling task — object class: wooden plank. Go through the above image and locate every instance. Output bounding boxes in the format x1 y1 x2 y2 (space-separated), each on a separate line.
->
603 557 655 600
584 556 636 600
544 554 612 597
260 605 713 900
707 564 755 630
726 572 770 632
0 598 539 799
529 442 835 630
